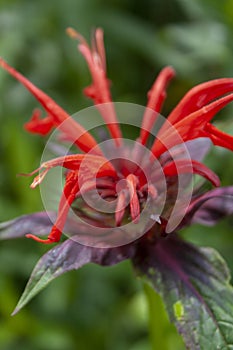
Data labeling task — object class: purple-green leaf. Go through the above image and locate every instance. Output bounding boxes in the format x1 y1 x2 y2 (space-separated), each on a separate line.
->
133 235 233 349
0 212 56 240
12 238 135 315
185 186 233 227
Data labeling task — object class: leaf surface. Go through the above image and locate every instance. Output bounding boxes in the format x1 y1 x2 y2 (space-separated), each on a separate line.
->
133 235 233 349
0 212 55 239
12 238 134 315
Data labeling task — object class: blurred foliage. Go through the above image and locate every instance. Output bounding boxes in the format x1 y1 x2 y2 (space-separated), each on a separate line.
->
0 0 233 349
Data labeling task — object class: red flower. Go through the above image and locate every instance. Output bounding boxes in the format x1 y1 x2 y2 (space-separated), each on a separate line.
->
0 28 233 245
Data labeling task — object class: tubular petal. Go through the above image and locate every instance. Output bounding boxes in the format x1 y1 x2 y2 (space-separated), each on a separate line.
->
30 169 50 189
66 27 88 45
68 28 122 144
27 171 80 243
43 154 117 176
126 174 140 223
24 109 54 135
94 28 106 71
115 190 127 226
140 66 175 145
0 58 102 155
204 123 233 151
25 234 58 244
79 48 122 143
30 154 118 188
173 93 233 142
151 92 233 157
167 78 233 125
163 159 220 187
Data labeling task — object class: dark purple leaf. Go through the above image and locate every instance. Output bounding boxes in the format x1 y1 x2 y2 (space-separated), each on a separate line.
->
182 186 233 227
0 212 56 240
12 238 135 315
133 235 233 349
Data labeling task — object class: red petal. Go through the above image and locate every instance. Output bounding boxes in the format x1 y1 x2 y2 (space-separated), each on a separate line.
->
171 93 233 153
30 154 118 188
126 174 140 223
151 92 233 157
24 109 54 135
76 30 122 144
27 171 80 244
94 28 106 71
0 58 101 155
140 66 175 145
167 78 233 125
163 159 220 187
115 190 127 226
44 154 117 175
25 234 58 244
204 123 233 151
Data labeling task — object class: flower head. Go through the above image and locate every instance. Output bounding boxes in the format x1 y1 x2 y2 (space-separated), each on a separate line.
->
0 28 233 247
1 30 233 348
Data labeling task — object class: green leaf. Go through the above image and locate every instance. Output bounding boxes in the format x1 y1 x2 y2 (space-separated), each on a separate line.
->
133 235 233 349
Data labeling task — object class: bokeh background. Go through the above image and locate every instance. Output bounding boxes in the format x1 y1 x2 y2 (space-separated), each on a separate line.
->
0 0 233 349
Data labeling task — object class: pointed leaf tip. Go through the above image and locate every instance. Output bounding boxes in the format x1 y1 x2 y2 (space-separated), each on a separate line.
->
11 239 135 314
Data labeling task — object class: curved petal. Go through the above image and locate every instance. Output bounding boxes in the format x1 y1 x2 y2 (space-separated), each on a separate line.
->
160 138 212 167
167 78 233 125
26 171 80 244
126 174 140 222
0 58 102 155
173 93 233 146
24 109 54 135
151 93 233 157
67 28 122 144
115 190 128 226
29 153 118 188
163 159 220 187
140 66 175 145
204 123 233 150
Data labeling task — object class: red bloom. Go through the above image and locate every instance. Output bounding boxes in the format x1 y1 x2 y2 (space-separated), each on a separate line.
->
1 28 233 245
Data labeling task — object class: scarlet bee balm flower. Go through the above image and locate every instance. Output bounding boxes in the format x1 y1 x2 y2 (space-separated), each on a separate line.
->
1 29 233 348
0 28 233 247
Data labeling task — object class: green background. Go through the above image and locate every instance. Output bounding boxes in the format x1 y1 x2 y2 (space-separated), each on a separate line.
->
0 0 233 349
